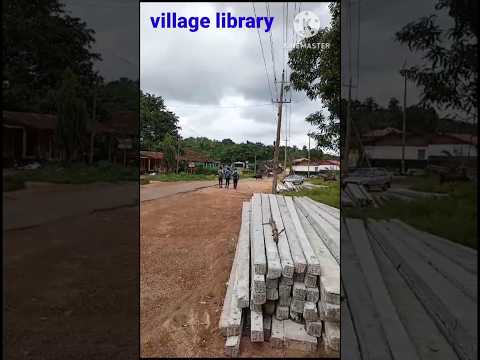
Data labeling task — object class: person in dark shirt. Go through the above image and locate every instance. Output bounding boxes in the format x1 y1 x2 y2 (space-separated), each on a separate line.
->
232 169 240 189
217 166 224 188
224 167 232 189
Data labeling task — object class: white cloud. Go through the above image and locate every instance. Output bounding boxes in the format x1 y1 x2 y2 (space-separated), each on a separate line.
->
141 2 334 152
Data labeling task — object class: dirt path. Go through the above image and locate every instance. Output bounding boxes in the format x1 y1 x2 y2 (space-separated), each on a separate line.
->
4 206 139 360
141 180 217 202
140 179 335 357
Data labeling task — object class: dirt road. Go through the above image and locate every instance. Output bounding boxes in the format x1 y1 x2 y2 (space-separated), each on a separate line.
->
3 182 137 230
140 180 216 202
140 179 335 357
4 204 139 360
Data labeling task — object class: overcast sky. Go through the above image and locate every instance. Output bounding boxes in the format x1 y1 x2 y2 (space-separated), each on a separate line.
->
341 0 460 118
62 0 468 152
140 2 332 152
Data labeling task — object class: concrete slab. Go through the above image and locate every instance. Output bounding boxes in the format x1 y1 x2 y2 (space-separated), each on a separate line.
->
280 275 293 286
292 282 306 300
279 284 291 298
235 202 251 308
295 198 339 264
318 300 340 321
250 193 267 275
276 196 307 274
303 301 318 321
275 304 290 320
284 319 318 352
263 314 272 341
290 298 305 314
293 272 305 282
263 300 276 316
323 321 340 352
270 317 285 349
250 309 264 342
261 194 282 279
305 321 323 338
304 273 317 288
285 196 322 275
278 295 291 307
266 278 279 289
266 287 279 301
368 219 476 360
306 287 319 303
299 211 340 304
268 194 295 278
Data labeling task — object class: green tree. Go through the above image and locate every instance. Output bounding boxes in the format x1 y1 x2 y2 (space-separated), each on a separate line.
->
140 91 180 150
395 0 477 115
161 133 177 172
288 2 340 152
56 69 88 162
3 0 100 112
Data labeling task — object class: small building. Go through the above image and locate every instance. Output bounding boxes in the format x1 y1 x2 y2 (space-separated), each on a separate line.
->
291 159 340 175
178 149 220 171
361 129 477 169
140 151 165 174
3 111 60 166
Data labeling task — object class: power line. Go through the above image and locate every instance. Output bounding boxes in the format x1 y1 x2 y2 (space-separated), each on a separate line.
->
168 102 275 109
252 2 275 102
266 2 278 98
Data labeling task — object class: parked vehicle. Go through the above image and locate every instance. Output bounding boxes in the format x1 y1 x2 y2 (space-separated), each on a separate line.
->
283 174 304 185
342 167 392 190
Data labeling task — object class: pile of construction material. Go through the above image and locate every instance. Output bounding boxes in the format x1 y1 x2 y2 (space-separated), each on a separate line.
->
276 181 305 193
342 217 477 360
342 183 376 207
379 188 448 202
220 194 340 357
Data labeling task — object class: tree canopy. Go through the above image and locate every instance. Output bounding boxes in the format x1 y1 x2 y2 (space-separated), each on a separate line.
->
140 91 180 151
3 0 101 112
181 137 331 165
288 2 340 152
395 0 478 116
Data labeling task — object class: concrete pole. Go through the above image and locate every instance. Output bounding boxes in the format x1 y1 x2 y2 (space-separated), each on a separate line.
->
272 70 285 194
307 136 311 178
401 70 407 174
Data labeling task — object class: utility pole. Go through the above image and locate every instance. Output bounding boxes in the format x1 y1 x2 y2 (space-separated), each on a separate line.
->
88 84 97 165
176 136 180 174
307 136 311 178
284 139 288 175
343 0 353 177
254 153 257 175
401 63 407 175
272 70 290 193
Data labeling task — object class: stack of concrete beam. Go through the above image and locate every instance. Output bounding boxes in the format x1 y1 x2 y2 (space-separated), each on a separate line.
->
220 193 340 357
343 183 375 207
342 217 477 360
380 188 449 202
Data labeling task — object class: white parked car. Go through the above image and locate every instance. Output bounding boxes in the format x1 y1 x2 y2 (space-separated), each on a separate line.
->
283 174 304 185
342 167 392 190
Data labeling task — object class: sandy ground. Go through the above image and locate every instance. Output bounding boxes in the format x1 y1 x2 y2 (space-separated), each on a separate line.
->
4 204 139 360
140 178 337 357
3 182 138 230
141 180 216 202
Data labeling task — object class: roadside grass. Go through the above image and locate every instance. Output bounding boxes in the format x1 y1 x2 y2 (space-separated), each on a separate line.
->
3 162 138 192
145 173 217 182
285 180 340 209
343 180 477 249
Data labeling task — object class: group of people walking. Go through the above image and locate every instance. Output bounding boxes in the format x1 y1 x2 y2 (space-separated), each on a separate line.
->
217 166 240 189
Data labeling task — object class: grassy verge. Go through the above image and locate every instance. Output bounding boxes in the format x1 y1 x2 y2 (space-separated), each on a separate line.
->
285 180 340 209
343 180 477 249
145 173 216 182
3 162 138 192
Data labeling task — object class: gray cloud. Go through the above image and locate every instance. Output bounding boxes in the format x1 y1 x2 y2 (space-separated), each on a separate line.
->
141 2 333 152
341 0 454 111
